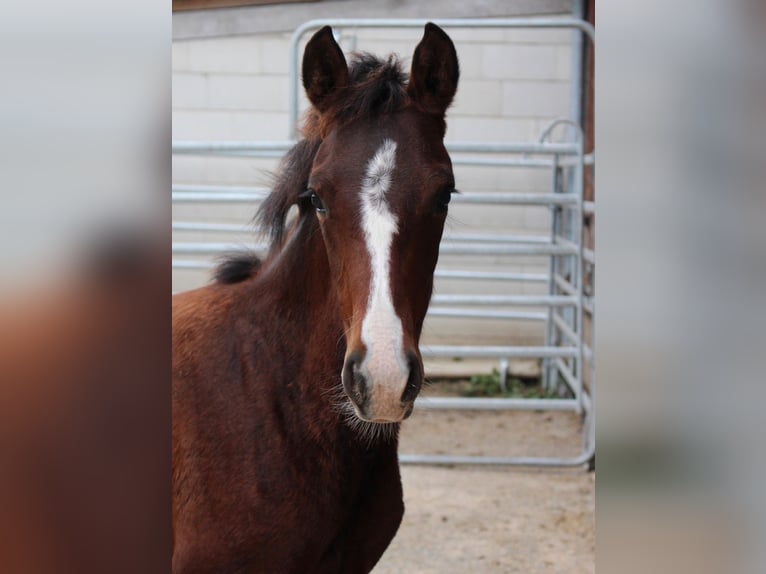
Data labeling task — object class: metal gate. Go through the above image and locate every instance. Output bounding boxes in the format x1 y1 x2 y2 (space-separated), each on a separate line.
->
172 18 595 467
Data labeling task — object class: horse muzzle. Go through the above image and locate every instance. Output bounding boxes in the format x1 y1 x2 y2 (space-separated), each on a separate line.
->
342 348 423 423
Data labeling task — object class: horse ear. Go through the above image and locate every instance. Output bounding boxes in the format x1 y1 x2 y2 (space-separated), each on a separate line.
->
302 26 349 112
408 23 460 116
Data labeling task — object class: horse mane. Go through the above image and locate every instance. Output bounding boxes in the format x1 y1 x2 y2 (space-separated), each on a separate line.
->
213 252 262 284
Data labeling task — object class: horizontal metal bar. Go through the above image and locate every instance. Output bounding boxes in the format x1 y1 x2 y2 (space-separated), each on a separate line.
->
434 270 548 282
398 452 592 467
451 156 554 168
415 396 580 411
172 192 267 203
198 150 286 159
583 200 595 214
172 184 270 194
427 308 547 321
173 221 252 233
422 345 578 359
173 141 295 153
439 243 576 256
451 192 577 205
172 242 268 254
448 141 580 155
430 294 577 306
173 259 214 269
444 232 549 244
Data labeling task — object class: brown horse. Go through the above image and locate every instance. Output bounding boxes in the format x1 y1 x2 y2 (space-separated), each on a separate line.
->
172 23 459 573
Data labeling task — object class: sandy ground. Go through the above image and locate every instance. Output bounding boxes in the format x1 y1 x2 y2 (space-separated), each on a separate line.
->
372 386 595 574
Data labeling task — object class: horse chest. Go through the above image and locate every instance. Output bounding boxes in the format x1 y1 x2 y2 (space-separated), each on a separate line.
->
240 443 395 573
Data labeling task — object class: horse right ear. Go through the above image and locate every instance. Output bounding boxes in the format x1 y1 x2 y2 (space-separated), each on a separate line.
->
408 23 459 116
302 26 349 112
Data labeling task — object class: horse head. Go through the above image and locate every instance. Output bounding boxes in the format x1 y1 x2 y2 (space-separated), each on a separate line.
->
300 24 459 424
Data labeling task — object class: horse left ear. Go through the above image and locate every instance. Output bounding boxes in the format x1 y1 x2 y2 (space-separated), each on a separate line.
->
408 23 460 116
302 26 349 112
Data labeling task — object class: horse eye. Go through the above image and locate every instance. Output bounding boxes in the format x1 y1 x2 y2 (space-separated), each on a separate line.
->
309 191 326 214
434 188 454 213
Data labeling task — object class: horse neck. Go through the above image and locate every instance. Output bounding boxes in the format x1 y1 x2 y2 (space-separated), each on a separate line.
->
264 216 346 386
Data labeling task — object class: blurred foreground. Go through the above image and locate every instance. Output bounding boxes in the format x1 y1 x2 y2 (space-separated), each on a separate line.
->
597 1 766 572
0 0 169 572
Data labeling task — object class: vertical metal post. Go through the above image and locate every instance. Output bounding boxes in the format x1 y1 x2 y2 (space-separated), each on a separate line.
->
569 0 585 132
585 302 595 460
542 155 561 392
563 1 584 397
573 135 585 414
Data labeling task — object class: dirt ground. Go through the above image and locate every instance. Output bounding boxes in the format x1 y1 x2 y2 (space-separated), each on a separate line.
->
372 385 595 574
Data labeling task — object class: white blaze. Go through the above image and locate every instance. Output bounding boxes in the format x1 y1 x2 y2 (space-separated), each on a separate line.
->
358 139 409 398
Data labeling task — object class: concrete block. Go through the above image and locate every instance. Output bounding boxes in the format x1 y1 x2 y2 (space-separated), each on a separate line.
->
173 110 225 140
184 36 264 74
229 111 291 140
446 203 527 229
452 165 505 191
524 206 552 229
258 36 292 75
173 155 279 188
453 44 484 80
172 42 191 70
173 110 290 140
454 164 549 190
446 116 536 142
555 45 573 80
501 81 570 117
481 44 557 80
207 74 289 112
172 73 209 109
451 80 502 116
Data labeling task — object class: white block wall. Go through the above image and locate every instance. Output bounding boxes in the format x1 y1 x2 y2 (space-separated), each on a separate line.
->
172 24 574 346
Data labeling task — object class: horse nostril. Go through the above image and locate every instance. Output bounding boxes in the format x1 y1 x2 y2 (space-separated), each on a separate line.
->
343 352 368 406
401 351 423 404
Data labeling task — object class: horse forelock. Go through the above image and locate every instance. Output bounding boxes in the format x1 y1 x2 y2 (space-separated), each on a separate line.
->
303 53 409 140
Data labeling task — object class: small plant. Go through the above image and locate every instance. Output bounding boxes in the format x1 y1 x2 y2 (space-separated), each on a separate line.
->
461 369 559 399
